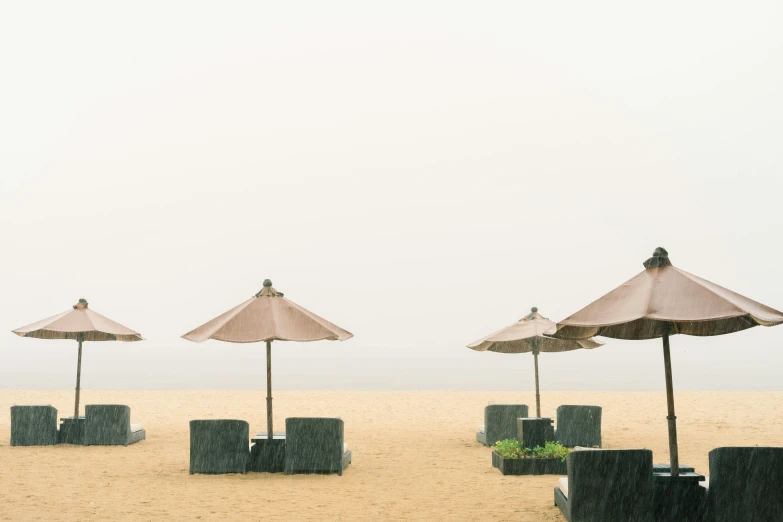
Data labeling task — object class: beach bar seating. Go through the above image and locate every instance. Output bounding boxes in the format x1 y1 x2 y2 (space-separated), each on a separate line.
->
704 447 783 521
284 418 351 476
10 405 59 446
555 405 602 448
554 449 655 522
476 404 529 446
189 420 250 474
84 405 146 446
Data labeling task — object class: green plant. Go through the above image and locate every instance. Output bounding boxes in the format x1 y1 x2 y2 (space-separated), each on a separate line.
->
493 439 530 459
538 441 569 461
492 439 569 461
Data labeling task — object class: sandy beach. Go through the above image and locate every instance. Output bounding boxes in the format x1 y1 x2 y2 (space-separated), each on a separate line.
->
1 390 781 521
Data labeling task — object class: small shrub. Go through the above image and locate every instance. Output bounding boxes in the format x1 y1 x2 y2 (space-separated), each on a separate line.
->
538 441 569 461
493 440 569 461
493 439 531 459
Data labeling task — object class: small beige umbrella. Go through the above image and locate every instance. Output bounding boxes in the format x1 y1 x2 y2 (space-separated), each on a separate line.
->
549 247 783 476
12 298 143 418
468 307 602 417
182 280 353 439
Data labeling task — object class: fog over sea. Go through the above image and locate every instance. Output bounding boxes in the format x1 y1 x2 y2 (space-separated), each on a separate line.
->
2 1 782 392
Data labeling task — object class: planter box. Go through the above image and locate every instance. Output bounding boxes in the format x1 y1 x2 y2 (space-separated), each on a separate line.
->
492 450 567 475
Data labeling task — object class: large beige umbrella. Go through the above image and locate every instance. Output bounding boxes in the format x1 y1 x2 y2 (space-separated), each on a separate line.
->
549 247 783 475
182 279 353 439
12 298 143 418
467 307 602 417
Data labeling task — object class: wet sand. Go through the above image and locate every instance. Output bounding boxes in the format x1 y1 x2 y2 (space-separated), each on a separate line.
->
1 390 781 521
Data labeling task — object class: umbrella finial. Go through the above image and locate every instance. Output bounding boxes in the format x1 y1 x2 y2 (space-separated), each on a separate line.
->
643 247 671 268
74 298 88 309
256 279 282 297
522 307 544 320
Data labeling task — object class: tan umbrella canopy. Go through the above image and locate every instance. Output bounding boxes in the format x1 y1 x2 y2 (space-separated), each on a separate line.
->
182 279 353 439
549 247 783 476
12 298 143 418
468 307 602 417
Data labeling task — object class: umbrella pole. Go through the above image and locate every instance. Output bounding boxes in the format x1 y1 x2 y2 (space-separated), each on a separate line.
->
266 340 273 440
533 349 541 418
662 332 680 477
74 335 84 419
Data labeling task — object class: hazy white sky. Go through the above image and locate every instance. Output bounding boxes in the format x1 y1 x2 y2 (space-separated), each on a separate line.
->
1 1 781 393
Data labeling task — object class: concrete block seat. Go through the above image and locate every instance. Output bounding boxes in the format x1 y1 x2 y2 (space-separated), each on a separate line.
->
84 405 145 446
476 404 529 446
249 432 287 473
517 417 555 449
555 405 602 448
189 419 250 474
704 447 783 522
554 449 655 522
10 405 58 446
284 418 351 476
58 416 86 445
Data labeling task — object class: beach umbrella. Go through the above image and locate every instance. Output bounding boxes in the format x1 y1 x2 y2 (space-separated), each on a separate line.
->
548 247 783 476
12 298 143 418
181 279 352 439
467 307 602 418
